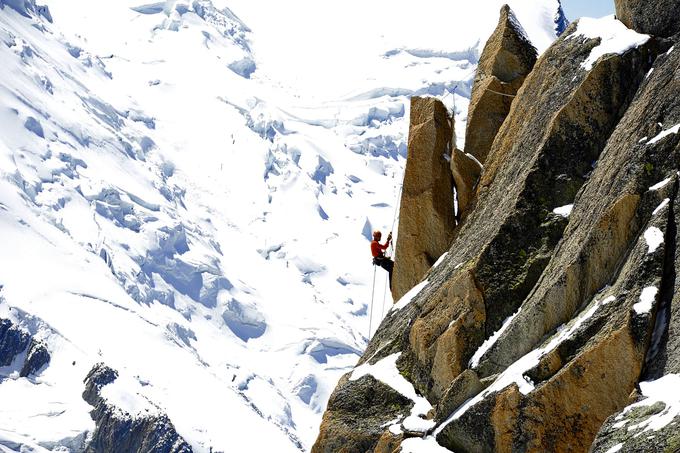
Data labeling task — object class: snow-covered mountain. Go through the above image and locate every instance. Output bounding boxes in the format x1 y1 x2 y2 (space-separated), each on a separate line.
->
0 0 564 451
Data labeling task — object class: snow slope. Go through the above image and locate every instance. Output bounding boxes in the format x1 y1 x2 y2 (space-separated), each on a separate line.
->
0 0 564 451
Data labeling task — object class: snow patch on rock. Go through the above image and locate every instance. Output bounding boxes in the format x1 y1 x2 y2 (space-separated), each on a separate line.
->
647 123 680 145
644 227 664 254
469 308 521 368
553 204 573 217
571 16 650 71
350 353 435 433
633 287 658 315
614 373 680 440
392 280 429 311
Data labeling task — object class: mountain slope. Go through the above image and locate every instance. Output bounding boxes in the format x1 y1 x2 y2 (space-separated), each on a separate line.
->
0 1 564 451
313 6 680 453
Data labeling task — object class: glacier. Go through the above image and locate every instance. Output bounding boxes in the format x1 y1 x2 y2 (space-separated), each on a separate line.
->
0 0 564 450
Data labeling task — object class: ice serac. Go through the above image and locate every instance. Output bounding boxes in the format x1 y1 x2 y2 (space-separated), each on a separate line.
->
392 96 456 301
83 364 192 453
463 5 537 166
615 0 680 37
0 0 52 22
314 16 665 453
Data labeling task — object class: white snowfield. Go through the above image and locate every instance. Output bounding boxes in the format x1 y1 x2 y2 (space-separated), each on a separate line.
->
0 0 563 451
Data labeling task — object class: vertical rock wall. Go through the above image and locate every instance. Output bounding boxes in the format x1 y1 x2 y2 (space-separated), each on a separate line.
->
392 96 456 301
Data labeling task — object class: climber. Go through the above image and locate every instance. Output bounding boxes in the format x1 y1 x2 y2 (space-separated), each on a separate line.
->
371 230 393 290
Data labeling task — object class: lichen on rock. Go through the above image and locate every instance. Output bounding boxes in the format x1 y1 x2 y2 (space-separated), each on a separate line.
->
615 0 680 37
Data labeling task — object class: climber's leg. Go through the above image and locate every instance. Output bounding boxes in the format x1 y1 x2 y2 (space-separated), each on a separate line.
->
379 258 394 290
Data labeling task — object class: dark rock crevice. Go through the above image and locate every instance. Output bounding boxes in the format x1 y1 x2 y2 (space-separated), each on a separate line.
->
642 180 678 380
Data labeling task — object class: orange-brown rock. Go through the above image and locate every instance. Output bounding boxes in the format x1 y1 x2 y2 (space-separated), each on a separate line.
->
408 267 485 399
450 148 482 220
373 431 402 453
392 96 456 301
464 5 537 165
440 29 677 453
439 299 657 452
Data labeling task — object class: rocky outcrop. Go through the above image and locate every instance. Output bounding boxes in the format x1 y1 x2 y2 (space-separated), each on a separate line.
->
615 0 680 37
0 318 50 377
450 149 482 220
83 363 192 453
392 96 456 301
0 318 30 367
314 16 671 453
588 35 680 453
19 339 50 377
463 5 537 166
312 374 412 453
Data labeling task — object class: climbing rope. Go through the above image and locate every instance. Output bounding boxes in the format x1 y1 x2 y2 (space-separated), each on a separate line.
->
368 86 462 329
367 176 404 341
367 264 377 340
486 88 516 98
390 182 403 235
381 270 389 318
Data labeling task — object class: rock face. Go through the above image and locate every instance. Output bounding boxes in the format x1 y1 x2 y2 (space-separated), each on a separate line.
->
588 36 680 453
0 318 30 367
463 5 537 166
450 148 482 220
392 96 456 301
313 17 677 453
312 374 412 453
19 339 50 377
615 0 680 37
83 363 192 453
0 318 50 377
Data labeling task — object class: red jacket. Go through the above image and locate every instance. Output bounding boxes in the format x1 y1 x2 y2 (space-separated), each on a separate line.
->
371 240 389 258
